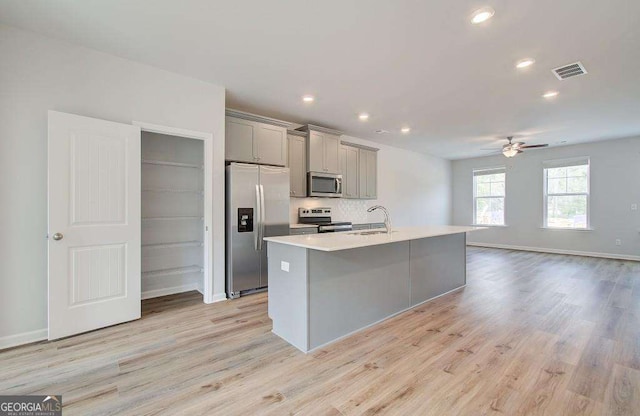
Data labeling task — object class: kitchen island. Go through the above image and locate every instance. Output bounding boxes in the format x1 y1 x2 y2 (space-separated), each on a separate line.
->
264 225 485 353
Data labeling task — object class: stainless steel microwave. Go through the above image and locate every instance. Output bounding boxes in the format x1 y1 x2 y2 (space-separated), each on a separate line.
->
308 172 342 197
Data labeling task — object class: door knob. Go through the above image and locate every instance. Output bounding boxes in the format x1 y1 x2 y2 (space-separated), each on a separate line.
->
52 233 63 241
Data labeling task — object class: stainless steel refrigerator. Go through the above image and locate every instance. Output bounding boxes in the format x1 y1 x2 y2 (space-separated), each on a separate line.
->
226 163 290 298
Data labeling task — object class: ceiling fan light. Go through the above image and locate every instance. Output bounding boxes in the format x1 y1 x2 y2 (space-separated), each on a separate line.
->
502 147 519 158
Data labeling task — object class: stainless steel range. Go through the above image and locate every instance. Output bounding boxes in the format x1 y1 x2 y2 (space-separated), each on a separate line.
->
298 207 352 233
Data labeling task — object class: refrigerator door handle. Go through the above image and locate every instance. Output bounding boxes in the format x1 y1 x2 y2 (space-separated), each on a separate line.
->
255 184 261 251
259 184 266 251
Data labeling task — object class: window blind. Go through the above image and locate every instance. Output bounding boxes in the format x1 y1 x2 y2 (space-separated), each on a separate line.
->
473 167 506 176
542 157 589 169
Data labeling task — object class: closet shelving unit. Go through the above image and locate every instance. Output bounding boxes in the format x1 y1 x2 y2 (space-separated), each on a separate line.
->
141 133 205 299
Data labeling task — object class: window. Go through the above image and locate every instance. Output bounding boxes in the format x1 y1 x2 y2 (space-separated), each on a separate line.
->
473 167 506 225
543 157 590 229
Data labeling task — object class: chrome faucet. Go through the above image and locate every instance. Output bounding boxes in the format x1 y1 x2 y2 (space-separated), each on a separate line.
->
367 205 392 234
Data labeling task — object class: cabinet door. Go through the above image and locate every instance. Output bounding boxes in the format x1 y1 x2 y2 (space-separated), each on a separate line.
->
308 131 325 172
256 124 286 166
340 145 359 198
359 149 378 199
226 117 256 163
323 134 340 173
366 150 377 198
288 135 306 197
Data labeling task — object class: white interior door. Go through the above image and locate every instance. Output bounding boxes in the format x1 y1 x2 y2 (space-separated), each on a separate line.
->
48 111 141 340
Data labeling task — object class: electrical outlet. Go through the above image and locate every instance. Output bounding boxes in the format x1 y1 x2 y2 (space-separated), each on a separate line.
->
632 204 638 211
281 261 290 272
615 239 622 246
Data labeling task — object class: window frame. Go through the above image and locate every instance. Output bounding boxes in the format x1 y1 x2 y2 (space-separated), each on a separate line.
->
472 166 506 227
542 157 591 230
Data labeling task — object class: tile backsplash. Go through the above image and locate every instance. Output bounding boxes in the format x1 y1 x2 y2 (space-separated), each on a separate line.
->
289 198 378 224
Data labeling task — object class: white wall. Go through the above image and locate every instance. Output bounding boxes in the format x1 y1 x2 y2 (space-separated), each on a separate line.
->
290 135 452 226
452 136 640 259
0 24 226 347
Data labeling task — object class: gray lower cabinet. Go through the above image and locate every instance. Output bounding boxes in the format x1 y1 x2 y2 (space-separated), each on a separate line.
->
339 145 359 198
287 132 307 197
225 111 290 166
358 148 378 199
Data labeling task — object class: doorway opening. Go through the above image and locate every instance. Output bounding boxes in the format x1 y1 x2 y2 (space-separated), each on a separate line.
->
136 122 213 302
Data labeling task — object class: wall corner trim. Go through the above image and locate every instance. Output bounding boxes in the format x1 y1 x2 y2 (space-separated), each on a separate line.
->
206 292 228 304
467 242 640 262
0 328 48 351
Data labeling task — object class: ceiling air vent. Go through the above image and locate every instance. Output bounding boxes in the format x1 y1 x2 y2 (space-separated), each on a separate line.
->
375 129 389 134
552 61 587 80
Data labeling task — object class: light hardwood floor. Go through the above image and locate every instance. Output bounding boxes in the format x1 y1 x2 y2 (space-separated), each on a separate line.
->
2 247 640 415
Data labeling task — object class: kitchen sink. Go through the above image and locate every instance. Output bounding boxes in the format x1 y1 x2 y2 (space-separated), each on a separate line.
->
348 230 395 236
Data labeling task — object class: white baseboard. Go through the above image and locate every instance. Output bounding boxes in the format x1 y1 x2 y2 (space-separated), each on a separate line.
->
142 283 201 300
205 292 228 304
467 242 640 262
0 328 47 351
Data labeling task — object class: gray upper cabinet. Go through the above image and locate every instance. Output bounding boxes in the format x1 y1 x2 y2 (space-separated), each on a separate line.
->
340 144 359 198
225 109 291 166
323 134 340 173
225 117 255 163
358 148 378 199
297 124 342 174
308 131 325 172
287 131 307 198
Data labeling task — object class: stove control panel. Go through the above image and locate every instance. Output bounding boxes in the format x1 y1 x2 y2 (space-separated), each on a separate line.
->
299 207 332 218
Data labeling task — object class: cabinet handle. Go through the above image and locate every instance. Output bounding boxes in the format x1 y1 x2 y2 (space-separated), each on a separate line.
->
291 191 296 195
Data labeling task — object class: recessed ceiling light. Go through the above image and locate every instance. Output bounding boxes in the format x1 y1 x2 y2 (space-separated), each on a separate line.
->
471 7 495 24
302 95 315 103
543 91 559 99
516 58 535 69
358 113 369 121
401 127 411 134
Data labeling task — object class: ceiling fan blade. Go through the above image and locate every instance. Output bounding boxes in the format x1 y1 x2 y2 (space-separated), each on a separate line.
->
520 144 549 149
480 148 502 151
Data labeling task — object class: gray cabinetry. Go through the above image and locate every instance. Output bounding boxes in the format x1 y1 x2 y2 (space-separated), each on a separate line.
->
340 141 379 200
339 145 359 198
225 109 291 166
297 124 342 174
308 131 325 172
287 131 307 198
358 148 378 199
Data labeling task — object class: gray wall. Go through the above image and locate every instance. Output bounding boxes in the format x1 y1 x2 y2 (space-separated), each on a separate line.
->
452 136 640 259
0 24 226 345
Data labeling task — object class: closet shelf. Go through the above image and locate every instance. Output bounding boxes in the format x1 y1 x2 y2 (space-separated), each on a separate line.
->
143 188 203 194
142 241 204 250
142 159 203 169
142 216 204 221
142 265 203 278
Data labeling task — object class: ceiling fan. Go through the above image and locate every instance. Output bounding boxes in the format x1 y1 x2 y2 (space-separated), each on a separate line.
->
497 136 549 157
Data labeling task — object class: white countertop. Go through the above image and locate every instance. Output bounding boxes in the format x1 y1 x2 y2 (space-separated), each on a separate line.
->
264 225 486 252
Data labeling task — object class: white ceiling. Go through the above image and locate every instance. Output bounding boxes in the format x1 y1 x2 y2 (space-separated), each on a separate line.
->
1 0 639 159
